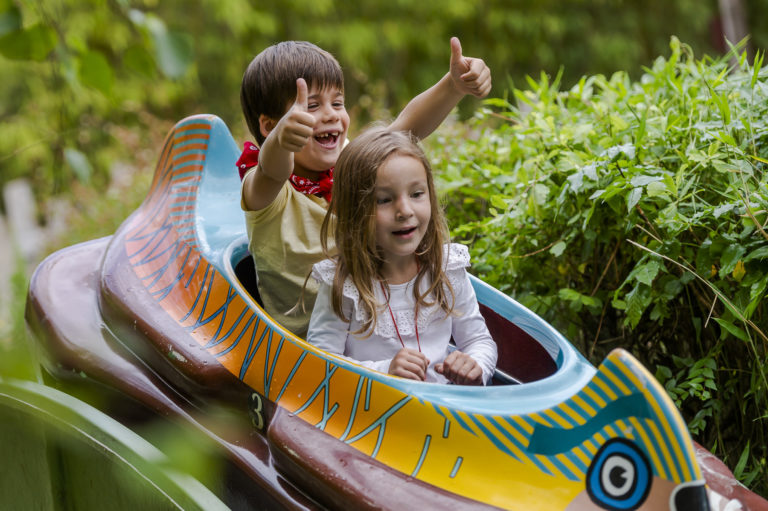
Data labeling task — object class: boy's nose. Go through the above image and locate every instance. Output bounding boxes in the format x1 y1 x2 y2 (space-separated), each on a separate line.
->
320 104 339 121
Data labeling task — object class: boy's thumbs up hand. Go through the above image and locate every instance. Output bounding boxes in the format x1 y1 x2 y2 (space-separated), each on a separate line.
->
276 78 316 152
449 37 491 98
294 77 310 112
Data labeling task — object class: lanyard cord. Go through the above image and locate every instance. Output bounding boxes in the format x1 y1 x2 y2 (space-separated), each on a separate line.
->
379 281 421 353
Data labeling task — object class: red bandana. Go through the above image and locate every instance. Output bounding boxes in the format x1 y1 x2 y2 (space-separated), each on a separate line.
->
236 141 333 201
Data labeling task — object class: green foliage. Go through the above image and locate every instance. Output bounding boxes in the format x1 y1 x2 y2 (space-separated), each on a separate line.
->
0 0 196 203
434 38 768 493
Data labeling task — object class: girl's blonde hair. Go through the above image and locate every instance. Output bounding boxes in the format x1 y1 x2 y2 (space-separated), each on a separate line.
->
320 125 454 335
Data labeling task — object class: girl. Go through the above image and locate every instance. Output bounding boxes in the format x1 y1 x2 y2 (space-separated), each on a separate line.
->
306 127 497 384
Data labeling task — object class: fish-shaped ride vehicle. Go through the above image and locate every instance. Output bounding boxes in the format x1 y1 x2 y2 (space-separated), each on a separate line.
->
25 115 767 510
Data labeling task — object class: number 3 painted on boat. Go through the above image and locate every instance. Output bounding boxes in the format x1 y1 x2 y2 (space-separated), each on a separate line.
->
249 392 266 430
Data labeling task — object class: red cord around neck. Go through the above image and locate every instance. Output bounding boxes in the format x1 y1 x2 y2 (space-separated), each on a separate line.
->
380 281 421 353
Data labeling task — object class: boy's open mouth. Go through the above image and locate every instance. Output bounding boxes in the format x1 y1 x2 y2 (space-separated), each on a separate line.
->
314 131 340 148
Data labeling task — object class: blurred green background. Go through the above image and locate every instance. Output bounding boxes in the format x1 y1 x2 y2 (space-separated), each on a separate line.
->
1 0 767 502
2 0 766 202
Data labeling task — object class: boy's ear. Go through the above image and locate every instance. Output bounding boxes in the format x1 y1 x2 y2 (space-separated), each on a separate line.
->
258 115 277 138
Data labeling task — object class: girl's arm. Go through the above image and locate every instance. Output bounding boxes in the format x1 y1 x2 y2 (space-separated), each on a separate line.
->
445 271 499 384
306 282 354 356
308 285 428 380
389 37 491 140
242 78 315 211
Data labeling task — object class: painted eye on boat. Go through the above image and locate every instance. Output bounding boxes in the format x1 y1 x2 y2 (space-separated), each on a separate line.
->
586 438 652 510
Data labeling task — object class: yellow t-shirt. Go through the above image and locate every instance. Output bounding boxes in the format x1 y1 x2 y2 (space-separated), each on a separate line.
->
242 173 333 336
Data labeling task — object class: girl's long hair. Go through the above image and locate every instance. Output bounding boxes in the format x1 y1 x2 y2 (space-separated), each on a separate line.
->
320 125 454 336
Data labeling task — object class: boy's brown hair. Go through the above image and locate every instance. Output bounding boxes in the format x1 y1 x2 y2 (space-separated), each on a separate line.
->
240 41 344 146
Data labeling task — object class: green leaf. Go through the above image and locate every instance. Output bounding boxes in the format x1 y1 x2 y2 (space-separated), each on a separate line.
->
719 245 746 277
550 241 566 257
627 187 642 211
630 175 659 187
78 50 113 95
625 284 652 328
646 180 667 197
634 260 661 286
733 442 751 480
713 318 748 342
744 246 768 262
64 148 93 183
712 203 735 218
0 23 56 61
489 194 507 209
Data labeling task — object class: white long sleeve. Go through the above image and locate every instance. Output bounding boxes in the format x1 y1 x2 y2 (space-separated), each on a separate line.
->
306 244 498 384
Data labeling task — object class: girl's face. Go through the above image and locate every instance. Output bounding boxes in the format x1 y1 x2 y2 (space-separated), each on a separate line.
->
374 154 432 272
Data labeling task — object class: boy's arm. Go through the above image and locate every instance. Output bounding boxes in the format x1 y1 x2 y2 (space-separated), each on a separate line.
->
389 37 491 140
242 79 315 211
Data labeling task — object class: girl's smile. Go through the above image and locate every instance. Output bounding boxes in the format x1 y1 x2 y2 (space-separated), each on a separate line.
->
374 153 432 282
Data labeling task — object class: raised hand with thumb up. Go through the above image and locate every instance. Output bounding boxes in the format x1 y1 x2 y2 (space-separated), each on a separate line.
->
275 78 316 152
449 37 492 98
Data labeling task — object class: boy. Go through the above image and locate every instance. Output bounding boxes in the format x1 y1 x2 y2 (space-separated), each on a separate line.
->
238 38 490 335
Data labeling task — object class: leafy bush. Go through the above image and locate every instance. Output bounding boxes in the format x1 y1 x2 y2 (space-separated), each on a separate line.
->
432 38 768 492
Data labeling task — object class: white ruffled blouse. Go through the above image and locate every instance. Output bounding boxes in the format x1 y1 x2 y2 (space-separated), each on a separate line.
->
306 243 498 384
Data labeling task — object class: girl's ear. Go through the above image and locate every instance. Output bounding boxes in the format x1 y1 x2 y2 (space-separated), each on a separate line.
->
258 115 277 138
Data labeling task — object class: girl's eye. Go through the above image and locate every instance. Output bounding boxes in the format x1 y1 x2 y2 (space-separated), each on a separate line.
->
376 197 391 205
412 191 425 198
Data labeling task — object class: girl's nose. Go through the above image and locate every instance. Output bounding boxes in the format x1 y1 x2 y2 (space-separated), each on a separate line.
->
395 198 413 220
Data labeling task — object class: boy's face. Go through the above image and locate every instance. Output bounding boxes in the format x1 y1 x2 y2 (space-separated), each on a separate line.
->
293 85 349 177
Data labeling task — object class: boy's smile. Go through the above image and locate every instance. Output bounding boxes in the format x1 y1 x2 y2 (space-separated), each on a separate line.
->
293 86 349 177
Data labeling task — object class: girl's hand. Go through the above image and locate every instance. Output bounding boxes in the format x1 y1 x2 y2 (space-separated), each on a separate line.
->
389 348 429 381
449 37 492 98
275 78 316 152
435 351 483 385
